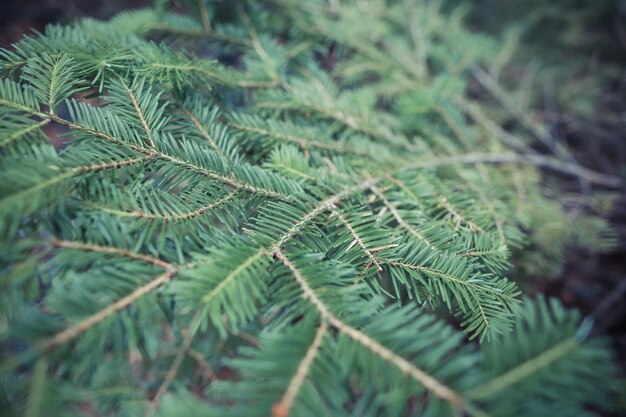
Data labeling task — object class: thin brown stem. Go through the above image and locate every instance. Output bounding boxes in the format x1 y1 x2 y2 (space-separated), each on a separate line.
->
180 105 221 153
90 191 237 223
147 310 204 417
370 184 435 248
331 209 382 271
272 322 328 417
51 240 172 269
120 81 155 147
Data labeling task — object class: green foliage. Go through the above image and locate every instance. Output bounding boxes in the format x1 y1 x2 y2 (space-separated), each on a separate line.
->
0 1 622 416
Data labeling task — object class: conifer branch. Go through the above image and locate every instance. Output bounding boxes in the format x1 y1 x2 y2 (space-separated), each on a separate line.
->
258 96 411 150
330 317 466 409
73 156 151 173
0 119 49 148
25 356 47 417
121 81 156 147
273 248 467 410
226 119 366 156
472 67 570 159
3 89 617 186
270 154 524 254
387 178 428 211
0 156 148 210
51 240 173 268
436 196 483 232
386 260 509 301
403 0 428 79
0 170 74 208
31 110 291 198
45 56 62 114
461 248 506 258
147 62 279 88
202 249 266 303
436 105 493 182
237 3 280 82
272 321 328 417
153 152 289 198
272 164 317 182
468 337 579 399
148 310 204 416
369 184 436 248
89 190 237 222
422 135 508 243
0 98 49 119
270 178 378 250
37 269 177 353
472 188 507 244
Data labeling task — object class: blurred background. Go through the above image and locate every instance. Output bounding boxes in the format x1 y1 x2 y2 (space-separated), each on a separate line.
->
1 0 625 393
0 0 151 46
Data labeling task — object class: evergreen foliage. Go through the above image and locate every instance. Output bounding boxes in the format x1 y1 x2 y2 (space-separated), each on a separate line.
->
0 1 622 416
